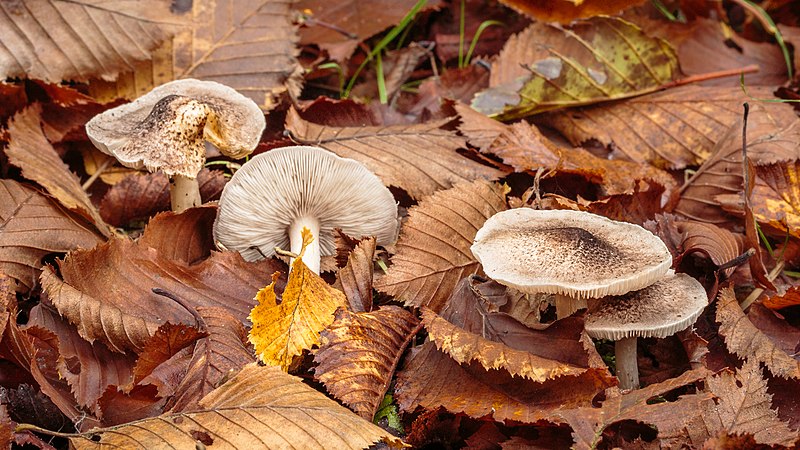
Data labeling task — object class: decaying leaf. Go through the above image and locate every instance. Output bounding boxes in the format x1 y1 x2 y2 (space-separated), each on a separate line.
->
70 363 405 449
249 229 348 370
285 107 504 199
677 221 745 278
473 17 678 119
375 180 508 312
716 287 800 379
137 205 218 265
764 286 800 310
335 235 377 313
88 0 301 110
751 161 800 237
498 0 644 23
314 306 419 420
0 0 185 83
130 323 205 391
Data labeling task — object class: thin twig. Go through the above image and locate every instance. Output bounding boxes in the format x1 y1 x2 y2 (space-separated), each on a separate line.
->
81 157 114 191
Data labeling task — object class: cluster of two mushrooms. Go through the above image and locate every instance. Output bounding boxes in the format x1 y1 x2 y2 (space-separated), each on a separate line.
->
471 209 708 390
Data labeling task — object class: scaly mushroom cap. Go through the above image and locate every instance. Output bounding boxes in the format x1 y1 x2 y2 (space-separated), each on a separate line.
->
213 145 400 262
584 273 708 340
85 79 265 178
471 209 672 299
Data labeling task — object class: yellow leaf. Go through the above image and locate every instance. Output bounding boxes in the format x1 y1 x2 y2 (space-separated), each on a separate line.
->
249 229 347 370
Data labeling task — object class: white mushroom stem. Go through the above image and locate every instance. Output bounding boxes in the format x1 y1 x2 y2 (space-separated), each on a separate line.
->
170 174 202 213
289 217 321 274
615 337 640 390
555 294 588 319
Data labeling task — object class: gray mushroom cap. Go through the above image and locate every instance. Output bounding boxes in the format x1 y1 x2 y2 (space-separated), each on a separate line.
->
85 79 265 178
213 145 400 262
471 208 672 299
584 273 708 340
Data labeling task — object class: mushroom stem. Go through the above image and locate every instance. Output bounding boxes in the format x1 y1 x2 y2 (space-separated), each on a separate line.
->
554 294 588 319
170 174 202 213
289 216 321 274
614 337 640 390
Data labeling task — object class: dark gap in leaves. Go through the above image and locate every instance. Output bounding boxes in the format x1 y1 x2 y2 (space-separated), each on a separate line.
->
598 420 658 449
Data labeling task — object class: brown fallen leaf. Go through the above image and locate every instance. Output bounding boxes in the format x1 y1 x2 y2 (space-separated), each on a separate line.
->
70 363 404 449
99 169 226 228
88 0 301 110
375 180 509 312
716 287 800 379
335 235 377 313
138 205 218 265
405 66 490 118
498 0 644 23
314 306 420 420
0 0 185 83
249 230 348 370
130 323 205 391
581 181 665 225
97 384 164 427
138 347 194 400
677 221 745 278
751 161 800 237
5 105 110 236
285 107 504 199
166 307 255 413
0 179 103 290
763 286 800 310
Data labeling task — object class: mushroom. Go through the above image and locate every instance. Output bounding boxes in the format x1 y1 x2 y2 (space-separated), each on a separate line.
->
85 79 265 212
470 208 673 319
584 272 708 390
213 145 400 274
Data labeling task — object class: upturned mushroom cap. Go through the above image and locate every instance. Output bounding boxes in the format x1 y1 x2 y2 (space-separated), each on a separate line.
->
584 273 708 340
471 209 672 299
85 79 265 178
213 145 400 262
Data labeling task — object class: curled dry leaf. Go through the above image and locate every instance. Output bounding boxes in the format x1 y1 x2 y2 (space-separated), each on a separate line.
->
285 107 504 199
716 287 800 379
130 323 205 391
89 0 302 110
498 0 643 23
375 180 508 312
97 384 164 427
99 169 226 228
314 306 419 420
0 179 103 290
70 363 404 450
167 307 255 413
0 0 185 82
395 341 615 423
763 286 800 310
677 221 744 278
581 181 665 225
335 235 376 313
751 161 800 237
138 205 218 265
5 105 110 236
472 17 678 119
249 230 348 370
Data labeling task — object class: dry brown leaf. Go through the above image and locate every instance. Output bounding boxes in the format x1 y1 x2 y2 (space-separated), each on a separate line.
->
581 182 665 225
395 341 615 423
0 0 185 82
99 169 226 228
764 286 800 310
130 323 205 391
138 347 194 399
0 179 103 290
97 384 164 427
455 102 508 152
167 307 255 413
285 107 504 199
716 287 800 379
5 105 110 236
335 235 376 313
750 161 800 237
498 0 644 23
41 236 282 354
70 363 404 449
406 66 490 118
249 231 348 370
88 0 301 110
677 221 745 278
314 306 419 420
138 205 218 265
542 85 778 169
375 180 508 312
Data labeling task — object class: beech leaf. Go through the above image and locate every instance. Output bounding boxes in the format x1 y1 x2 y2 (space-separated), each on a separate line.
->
497 0 644 23
335 235 377 313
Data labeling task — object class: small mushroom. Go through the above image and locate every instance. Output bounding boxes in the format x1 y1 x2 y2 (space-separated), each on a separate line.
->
584 272 708 390
213 145 400 274
86 79 265 212
470 208 672 318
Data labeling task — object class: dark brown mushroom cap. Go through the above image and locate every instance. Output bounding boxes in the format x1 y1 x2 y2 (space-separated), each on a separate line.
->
584 273 708 340
471 209 672 299
213 145 400 262
85 79 265 178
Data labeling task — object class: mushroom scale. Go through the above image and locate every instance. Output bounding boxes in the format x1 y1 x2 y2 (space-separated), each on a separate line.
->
213 146 400 271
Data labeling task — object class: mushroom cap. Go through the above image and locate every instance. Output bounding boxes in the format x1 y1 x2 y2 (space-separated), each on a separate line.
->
213 145 400 262
471 208 672 299
584 273 708 340
85 79 265 178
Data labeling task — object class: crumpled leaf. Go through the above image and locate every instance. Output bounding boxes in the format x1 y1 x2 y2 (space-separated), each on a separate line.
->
498 0 644 24
716 287 800 379
70 363 405 450
0 0 185 83
285 107 504 199
97 384 164 427
472 17 678 119
677 221 745 278
335 235 377 313
88 0 301 110
314 306 419 420
167 307 255 413
750 161 800 237
5 105 110 236
375 180 508 312
542 85 778 169
249 229 348 370
0 179 103 290
130 323 205 391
